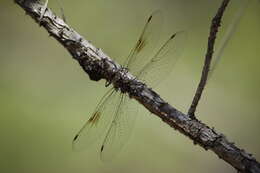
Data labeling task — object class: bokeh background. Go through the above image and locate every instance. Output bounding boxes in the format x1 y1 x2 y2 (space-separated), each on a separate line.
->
0 0 259 172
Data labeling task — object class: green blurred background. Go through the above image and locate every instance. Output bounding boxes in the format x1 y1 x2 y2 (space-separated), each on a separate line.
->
0 0 259 172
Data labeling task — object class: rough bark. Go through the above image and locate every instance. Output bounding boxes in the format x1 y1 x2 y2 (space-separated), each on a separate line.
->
14 0 260 172
188 0 229 118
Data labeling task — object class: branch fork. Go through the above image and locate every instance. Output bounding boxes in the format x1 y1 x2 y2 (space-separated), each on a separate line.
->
14 0 260 172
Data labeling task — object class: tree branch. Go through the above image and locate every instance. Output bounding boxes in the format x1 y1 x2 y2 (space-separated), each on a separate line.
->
14 0 260 172
188 0 230 118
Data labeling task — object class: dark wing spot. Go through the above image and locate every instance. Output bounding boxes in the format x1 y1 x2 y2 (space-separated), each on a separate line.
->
88 111 101 125
170 33 176 39
73 134 79 141
101 145 104 152
148 15 153 22
135 38 146 53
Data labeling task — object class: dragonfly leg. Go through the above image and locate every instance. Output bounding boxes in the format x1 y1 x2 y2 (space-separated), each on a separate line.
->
105 80 112 87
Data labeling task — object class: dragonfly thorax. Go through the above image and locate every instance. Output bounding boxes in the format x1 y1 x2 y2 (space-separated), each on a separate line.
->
111 67 137 94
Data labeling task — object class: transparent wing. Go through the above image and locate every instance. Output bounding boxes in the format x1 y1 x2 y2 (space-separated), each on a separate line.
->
208 0 249 80
72 88 121 151
136 31 187 88
100 94 138 162
124 10 163 76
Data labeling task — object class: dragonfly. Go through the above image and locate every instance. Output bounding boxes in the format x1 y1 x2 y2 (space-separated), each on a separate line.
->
72 10 186 161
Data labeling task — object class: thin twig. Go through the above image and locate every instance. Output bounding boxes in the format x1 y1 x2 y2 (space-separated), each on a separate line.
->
209 0 250 79
14 0 260 172
188 0 230 118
